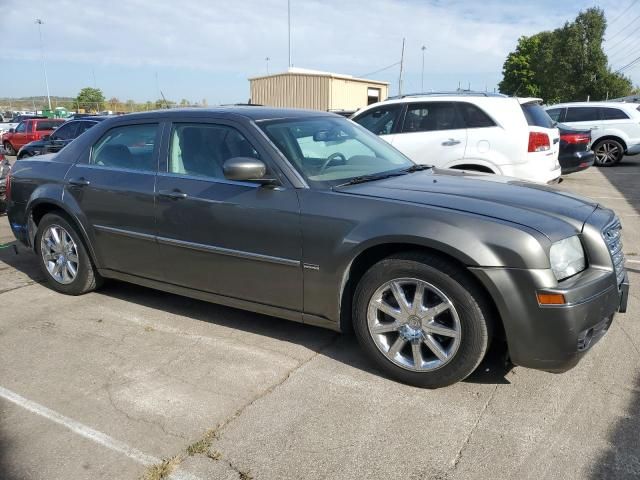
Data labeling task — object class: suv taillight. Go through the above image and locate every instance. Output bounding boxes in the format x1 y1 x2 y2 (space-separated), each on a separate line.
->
561 133 590 145
528 132 550 152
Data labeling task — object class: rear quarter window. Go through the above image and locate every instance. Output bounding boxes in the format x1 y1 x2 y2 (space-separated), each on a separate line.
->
600 108 629 120
521 103 555 128
36 120 64 131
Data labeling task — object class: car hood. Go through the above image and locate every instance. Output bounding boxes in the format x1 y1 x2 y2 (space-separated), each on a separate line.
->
339 168 599 241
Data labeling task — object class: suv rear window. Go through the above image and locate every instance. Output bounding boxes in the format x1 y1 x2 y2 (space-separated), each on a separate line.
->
36 120 64 131
521 103 555 128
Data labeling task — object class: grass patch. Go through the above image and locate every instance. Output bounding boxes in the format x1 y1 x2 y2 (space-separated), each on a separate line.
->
186 429 218 456
141 455 183 480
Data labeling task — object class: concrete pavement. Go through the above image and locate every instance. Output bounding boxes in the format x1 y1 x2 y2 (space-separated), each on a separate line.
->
0 157 638 479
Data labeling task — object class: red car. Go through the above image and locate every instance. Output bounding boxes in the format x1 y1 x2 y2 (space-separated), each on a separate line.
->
2 118 65 155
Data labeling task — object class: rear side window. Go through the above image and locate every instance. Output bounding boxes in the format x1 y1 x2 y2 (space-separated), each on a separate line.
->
51 122 78 140
402 102 464 132
353 105 402 135
600 108 629 120
77 121 98 135
521 103 555 128
36 120 64 131
565 107 600 122
546 108 564 122
458 103 495 128
90 123 158 171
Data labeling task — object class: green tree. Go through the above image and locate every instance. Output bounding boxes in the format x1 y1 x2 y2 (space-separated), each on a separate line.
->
499 8 632 102
76 87 105 112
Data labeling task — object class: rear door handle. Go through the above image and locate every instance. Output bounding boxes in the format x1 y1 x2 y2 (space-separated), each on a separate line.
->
590 126 599 130
442 139 461 146
67 177 90 186
158 189 188 200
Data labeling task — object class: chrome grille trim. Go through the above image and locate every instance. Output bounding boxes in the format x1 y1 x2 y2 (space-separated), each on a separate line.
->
603 218 625 286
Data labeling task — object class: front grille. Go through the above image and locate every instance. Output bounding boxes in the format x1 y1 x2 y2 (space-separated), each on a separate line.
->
603 219 625 286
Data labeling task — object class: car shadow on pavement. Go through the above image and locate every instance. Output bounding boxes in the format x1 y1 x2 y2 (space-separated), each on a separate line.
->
587 156 640 479
0 240 45 286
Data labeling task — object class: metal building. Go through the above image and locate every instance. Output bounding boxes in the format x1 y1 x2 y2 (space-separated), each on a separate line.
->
249 68 389 111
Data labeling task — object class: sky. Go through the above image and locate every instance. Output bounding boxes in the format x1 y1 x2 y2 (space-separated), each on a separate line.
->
0 0 638 104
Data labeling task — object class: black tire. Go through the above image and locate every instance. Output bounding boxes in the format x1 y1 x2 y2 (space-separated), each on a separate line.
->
3 141 15 156
352 252 493 388
35 213 102 295
593 139 624 167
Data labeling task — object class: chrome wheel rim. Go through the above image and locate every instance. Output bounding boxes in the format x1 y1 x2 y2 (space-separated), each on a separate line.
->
40 225 79 285
367 278 461 372
595 142 620 165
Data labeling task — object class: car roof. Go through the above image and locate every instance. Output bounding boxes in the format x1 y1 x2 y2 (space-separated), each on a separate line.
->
105 107 337 122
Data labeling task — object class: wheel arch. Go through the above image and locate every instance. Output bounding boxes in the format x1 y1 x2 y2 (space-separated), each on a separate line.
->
448 163 495 174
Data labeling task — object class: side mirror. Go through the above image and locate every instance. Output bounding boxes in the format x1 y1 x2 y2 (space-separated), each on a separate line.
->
8 128 14 133
42 134 51 141
223 157 277 185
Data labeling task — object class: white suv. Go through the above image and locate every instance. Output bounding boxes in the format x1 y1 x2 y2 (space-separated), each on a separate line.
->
351 92 561 184
546 102 640 166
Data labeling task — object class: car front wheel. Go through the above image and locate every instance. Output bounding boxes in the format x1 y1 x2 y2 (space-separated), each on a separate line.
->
593 139 624 166
35 213 101 295
353 252 493 388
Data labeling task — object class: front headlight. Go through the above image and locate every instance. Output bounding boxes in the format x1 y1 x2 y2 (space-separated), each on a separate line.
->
550 235 586 281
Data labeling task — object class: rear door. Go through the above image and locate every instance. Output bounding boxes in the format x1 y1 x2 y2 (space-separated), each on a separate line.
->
64 121 163 279
563 106 602 139
599 106 637 140
391 101 467 166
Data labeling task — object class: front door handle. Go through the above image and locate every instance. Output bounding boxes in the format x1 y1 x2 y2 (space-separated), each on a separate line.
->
68 177 90 186
442 139 461 146
158 189 188 200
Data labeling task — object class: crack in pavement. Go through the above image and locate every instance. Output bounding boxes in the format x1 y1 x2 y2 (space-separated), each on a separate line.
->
451 383 500 472
0 280 39 296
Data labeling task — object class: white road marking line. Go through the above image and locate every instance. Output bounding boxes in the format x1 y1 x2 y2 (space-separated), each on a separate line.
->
0 386 201 480
627 259 640 264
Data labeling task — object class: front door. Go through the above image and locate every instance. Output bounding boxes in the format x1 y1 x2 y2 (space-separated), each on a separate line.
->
392 101 467 166
154 120 303 311
64 121 163 279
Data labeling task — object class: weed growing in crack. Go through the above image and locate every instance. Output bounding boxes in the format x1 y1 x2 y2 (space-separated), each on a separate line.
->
239 471 253 480
141 455 183 480
207 450 222 461
186 428 219 456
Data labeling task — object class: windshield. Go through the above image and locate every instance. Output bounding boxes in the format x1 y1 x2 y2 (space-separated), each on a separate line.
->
260 116 414 188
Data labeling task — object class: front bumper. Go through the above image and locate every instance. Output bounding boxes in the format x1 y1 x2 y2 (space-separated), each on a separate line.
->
559 150 595 175
471 266 628 372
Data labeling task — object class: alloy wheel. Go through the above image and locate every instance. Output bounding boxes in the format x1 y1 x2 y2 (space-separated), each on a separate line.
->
367 278 461 371
40 224 80 285
594 141 621 165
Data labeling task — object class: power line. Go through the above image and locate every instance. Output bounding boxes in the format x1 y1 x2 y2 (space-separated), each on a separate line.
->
608 0 639 25
606 12 640 42
615 54 640 73
357 61 401 78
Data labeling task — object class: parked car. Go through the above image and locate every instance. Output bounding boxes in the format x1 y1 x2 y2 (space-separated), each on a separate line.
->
0 114 48 136
351 92 561 184
0 150 10 213
546 102 640 166
6 108 628 388
2 118 65 155
557 124 594 174
17 117 108 159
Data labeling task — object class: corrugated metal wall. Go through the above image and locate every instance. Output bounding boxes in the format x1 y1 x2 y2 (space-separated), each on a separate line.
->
250 74 330 110
250 73 389 111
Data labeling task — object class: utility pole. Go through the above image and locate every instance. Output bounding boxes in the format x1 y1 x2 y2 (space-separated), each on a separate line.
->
421 45 426 91
398 38 405 96
288 0 292 68
265 56 270 74
35 19 52 111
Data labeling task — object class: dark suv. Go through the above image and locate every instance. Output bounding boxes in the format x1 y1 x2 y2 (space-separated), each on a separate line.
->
5 108 629 388
17 117 108 159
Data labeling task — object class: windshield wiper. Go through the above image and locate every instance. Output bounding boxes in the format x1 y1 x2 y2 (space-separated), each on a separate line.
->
333 171 406 188
403 164 432 172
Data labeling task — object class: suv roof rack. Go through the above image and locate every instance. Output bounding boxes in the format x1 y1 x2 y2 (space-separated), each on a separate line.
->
386 90 507 100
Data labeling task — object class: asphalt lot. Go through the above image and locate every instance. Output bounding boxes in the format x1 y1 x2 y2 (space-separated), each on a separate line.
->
1 156 639 480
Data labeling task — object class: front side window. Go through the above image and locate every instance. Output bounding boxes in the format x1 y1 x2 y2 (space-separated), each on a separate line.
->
51 122 78 140
261 116 413 187
15 122 26 133
600 108 629 120
90 123 158 171
353 105 402 135
546 108 564 122
169 123 260 179
565 107 600 122
402 102 464 133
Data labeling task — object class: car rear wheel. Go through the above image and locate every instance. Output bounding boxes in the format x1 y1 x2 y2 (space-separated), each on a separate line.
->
35 213 101 295
593 139 624 167
353 252 492 388
3 141 15 156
